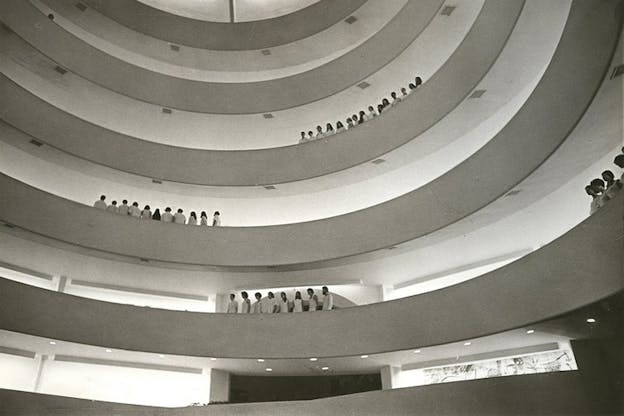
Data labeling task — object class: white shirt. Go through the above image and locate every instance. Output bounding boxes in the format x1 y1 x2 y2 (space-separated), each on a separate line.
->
141 210 152 219
106 204 118 213
293 299 303 313
263 297 278 314
118 204 129 215
241 299 251 314
94 200 107 210
200 216 209 226
279 299 290 313
188 216 197 225
161 212 174 222
308 295 318 312
174 212 186 224
129 206 141 217
252 300 262 314
590 196 606 215
226 300 238 313
322 293 334 311
213 215 221 226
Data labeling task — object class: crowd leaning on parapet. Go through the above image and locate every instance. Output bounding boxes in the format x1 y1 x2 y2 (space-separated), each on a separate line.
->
225 287 334 314
93 197 222 226
298 76 423 144
585 148 624 215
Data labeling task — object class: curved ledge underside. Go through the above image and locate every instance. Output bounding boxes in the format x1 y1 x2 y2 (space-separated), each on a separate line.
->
0 198 621 358
0 0 441 114
0 0 619 267
0 0 522 185
83 0 367 51
0 373 606 415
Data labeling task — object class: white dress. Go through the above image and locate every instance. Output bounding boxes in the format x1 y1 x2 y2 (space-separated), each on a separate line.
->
308 295 318 312
293 299 303 313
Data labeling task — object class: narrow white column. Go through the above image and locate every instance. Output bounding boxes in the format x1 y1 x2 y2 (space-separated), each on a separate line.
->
209 369 231 403
380 365 400 390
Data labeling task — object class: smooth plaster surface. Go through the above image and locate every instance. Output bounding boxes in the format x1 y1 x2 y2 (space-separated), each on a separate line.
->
0 197 621 358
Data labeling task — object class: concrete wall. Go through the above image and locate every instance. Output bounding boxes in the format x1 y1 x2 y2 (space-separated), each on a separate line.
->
0 0 441 113
0 371 609 415
83 0 367 50
0 197 621 358
0 0 519 185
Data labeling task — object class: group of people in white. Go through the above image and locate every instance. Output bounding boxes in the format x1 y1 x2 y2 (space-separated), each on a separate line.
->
226 287 334 314
298 76 423 144
585 149 624 214
93 196 221 226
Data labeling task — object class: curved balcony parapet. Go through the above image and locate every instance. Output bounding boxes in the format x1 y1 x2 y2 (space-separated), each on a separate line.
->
0 195 621 358
82 0 367 51
0 0 619 266
0 0 444 114
0 0 545 186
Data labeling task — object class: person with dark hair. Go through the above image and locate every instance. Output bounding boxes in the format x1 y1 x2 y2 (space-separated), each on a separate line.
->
299 131 307 144
141 205 152 219
307 288 318 312
118 200 130 216
264 292 277 314
152 208 161 221
382 98 390 109
390 91 399 106
188 211 198 225
415 76 423 86
47 13 54 20
241 291 251 314
322 286 334 311
293 291 303 312
161 207 174 222
106 200 118 213
94 195 107 210
358 111 366 124
336 121 346 133
346 117 354 129
252 292 263 314
315 125 324 140
586 185 603 215
590 178 606 195
212 211 221 226
614 154 624 179
174 208 186 224
366 106 377 121
603 170 622 199
200 211 209 226
408 83 417 91
226 293 238 314
377 104 384 115
307 130 314 141
325 123 335 137
351 114 359 126
400 87 409 98
129 202 141 217
279 292 290 313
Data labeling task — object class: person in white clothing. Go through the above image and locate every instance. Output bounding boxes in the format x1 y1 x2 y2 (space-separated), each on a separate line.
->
106 200 118 213
335 121 346 133
118 200 130 216
240 291 251 314
603 170 622 200
325 123 335 137
200 211 209 226
212 211 221 226
299 131 307 144
586 185 604 215
322 286 334 311
188 211 198 225
293 291 303 312
400 87 409 98
174 209 186 224
252 292 263 314
307 288 318 312
128 202 141 217
226 294 238 313
279 292 290 313
93 195 107 210
264 292 278 314
315 125 324 140
161 207 174 222
141 205 152 219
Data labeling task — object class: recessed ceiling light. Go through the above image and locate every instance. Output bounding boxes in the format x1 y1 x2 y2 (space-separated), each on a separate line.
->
105 349 112 353
413 349 421 354
257 359 265 362
158 354 165 358
360 355 369 359
210 357 217 361
321 367 329 371
265 368 273 372
526 329 535 334
586 318 597 323
49 341 56 345
463 342 472 346
309 358 318 362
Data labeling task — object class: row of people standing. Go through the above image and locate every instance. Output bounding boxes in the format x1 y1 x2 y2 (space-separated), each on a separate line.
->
226 287 334 314
93 196 221 226
585 150 624 214
299 76 423 144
